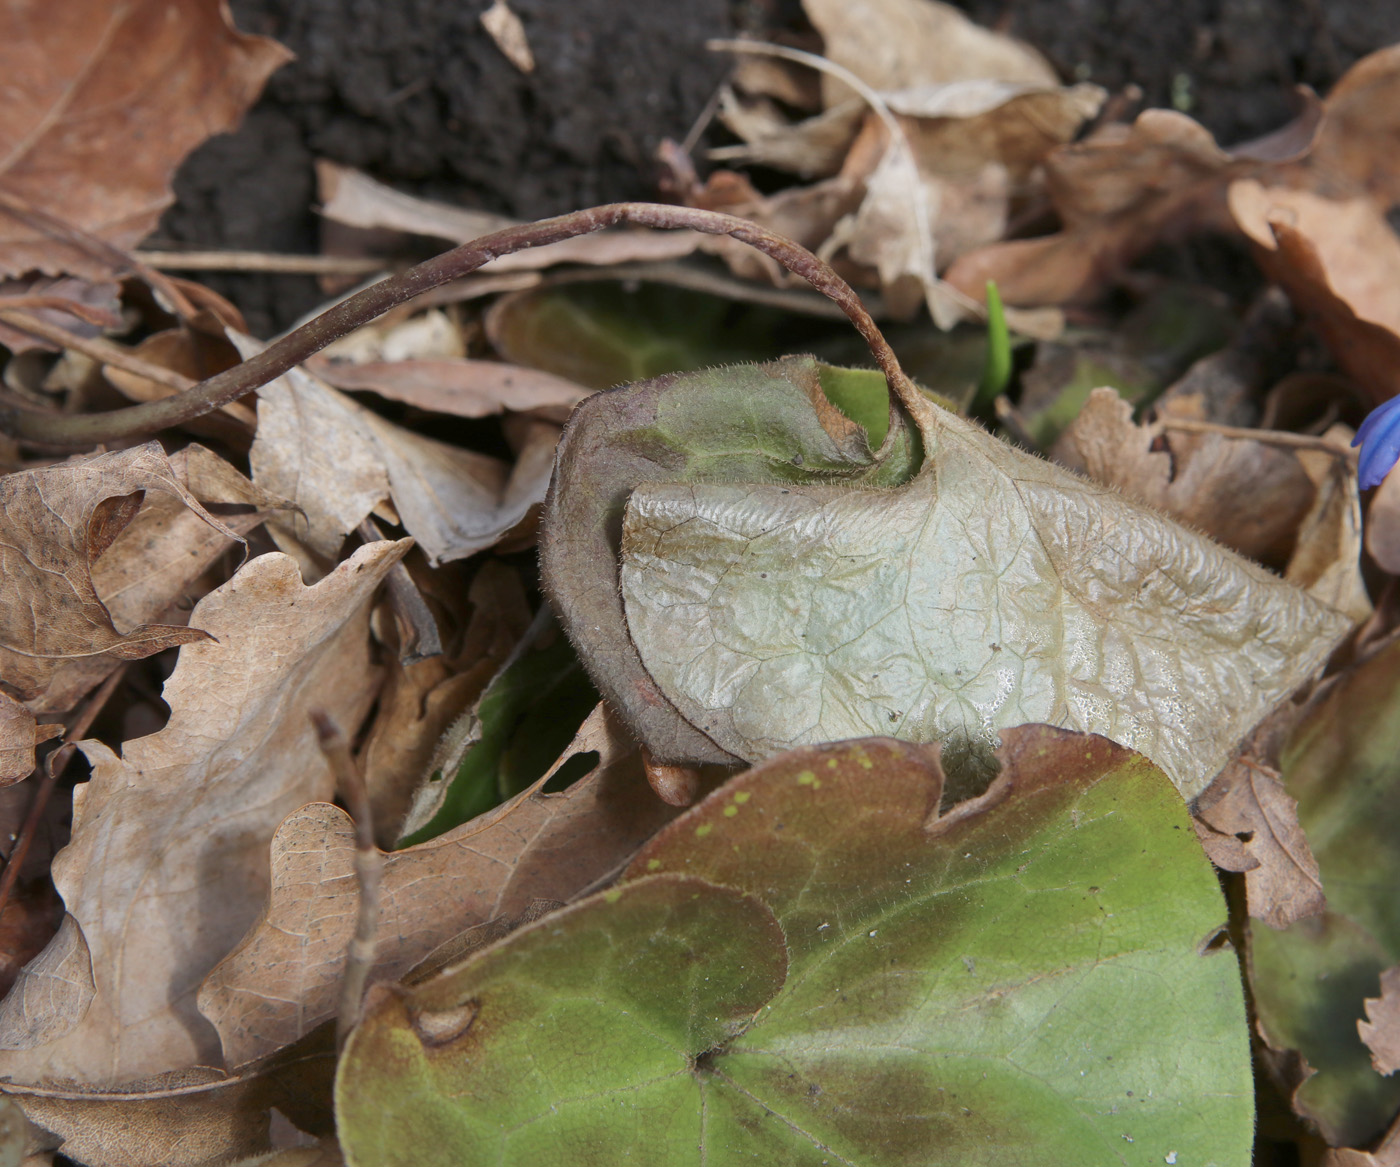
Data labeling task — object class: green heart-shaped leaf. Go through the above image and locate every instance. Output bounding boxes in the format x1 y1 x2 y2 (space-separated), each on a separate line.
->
336 727 1252 1166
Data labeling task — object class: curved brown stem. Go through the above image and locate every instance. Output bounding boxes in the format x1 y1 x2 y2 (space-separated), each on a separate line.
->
1 203 916 448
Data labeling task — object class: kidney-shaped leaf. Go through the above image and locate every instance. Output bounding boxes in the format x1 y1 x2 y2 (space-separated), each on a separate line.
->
336 727 1252 1166
614 385 1347 798
542 354 920 766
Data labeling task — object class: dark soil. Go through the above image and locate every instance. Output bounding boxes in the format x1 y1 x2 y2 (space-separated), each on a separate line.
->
959 0 1400 144
158 0 1400 336
158 0 735 334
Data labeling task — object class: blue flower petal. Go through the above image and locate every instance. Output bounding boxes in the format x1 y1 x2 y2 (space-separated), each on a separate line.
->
1353 395 1400 489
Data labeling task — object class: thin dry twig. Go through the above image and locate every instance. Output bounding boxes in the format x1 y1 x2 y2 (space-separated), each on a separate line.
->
133 250 389 276
1 202 917 447
0 309 194 395
1159 416 1359 458
0 664 129 922
311 709 383 1054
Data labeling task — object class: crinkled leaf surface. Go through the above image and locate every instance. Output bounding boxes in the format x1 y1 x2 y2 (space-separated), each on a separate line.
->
542 355 921 765
336 728 1252 1167
615 383 1348 797
1249 637 1400 1145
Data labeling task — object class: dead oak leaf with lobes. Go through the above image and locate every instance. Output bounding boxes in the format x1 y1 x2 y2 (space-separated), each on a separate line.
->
198 708 686 1067
0 0 290 279
0 442 247 706
1361 965 1400 1078
0 539 409 1088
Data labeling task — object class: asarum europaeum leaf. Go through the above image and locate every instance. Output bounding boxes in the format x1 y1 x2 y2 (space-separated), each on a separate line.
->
335 729 1253 1167
544 351 1351 799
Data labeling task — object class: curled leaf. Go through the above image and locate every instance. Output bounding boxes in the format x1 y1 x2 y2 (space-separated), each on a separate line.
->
0 442 242 706
609 374 1348 796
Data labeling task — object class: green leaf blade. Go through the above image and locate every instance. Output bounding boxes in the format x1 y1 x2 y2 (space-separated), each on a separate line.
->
339 729 1252 1167
336 875 787 1167
633 732 1251 1166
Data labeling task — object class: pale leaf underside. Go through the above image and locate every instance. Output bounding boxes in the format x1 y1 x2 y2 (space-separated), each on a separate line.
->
621 407 1349 798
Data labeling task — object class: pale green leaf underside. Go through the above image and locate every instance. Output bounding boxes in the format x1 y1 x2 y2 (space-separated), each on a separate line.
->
621 407 1349 798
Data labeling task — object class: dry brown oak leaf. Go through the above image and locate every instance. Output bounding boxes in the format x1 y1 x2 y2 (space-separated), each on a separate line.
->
198 709 686 1067
31 444 284 717
0 442 251 708
0 539 409 1087
0 0 289 279
1361 965 1400 1078
1230 181 1400 407
245 339 558 566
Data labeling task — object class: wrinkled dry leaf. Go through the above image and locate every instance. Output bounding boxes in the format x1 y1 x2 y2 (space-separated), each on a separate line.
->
892 81 1106 265
31 445 283 716
246 340 554 565
317 162 702 270
197 722 684 1067
835 80 1102 327
101 325 254 432
5 1040 336 1167
1194 758 1324 929
1286 42 1400 208
0 443 243 707
711 93 865 179
944 42 1400 310
1057 388 1318 566
608 379 1350 798
835 128 938 320
0 692 61 785
728 52 821 113
0 540 409 1086
318 309 465 365
1287 433 1371 624
802 0 1056 109
677 166 867 289
0 0 289 279
944 109 1248 306
308 357 590 422
1325 1122 1400 1167
1231 181 1400 406
1361 966 1400 1078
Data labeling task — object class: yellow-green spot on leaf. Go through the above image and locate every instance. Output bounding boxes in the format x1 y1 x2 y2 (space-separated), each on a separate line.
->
604 889 623 904
732 791 751 804
723 806 739 818
797 771 816 786
695 823 713 838
826 758 839 769
646 858 663 872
